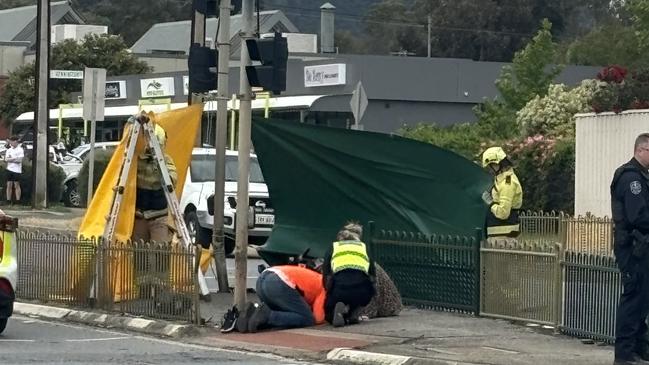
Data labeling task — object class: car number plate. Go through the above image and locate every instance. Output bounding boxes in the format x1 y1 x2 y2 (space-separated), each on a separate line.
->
255 214 275 225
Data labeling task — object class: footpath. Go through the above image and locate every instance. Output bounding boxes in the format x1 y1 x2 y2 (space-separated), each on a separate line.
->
6 206 614 365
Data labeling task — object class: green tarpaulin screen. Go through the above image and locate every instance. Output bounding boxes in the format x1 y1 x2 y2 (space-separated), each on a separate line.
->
251 119 492 260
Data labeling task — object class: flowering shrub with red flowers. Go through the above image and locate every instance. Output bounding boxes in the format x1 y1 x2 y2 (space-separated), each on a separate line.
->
591 65 649 113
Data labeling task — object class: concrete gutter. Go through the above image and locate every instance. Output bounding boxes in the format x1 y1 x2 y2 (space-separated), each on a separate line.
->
14 302 198 338
326 348 481 365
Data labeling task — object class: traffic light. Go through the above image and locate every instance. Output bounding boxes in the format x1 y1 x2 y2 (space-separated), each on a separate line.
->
245 32 288 95
188 43 217 94
193 0 217 16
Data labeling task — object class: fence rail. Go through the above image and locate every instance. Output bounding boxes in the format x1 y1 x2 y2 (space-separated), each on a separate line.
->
15 229 200 324
371 211 621 342
561 251 619 343
480 239 561 327
369 226 481 314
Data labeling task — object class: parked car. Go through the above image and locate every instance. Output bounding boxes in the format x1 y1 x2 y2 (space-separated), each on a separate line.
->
59 142 119 207
179 148 273 255
0 214 18 334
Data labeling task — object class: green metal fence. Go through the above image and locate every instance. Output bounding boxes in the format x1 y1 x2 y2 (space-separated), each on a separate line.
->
561 251 619 343
368 224 481 314
371 212 621 342
15 229 201 324
480 239 562 327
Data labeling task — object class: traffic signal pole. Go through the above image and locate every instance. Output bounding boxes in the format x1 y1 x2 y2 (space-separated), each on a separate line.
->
212 0 232 293
33 0 50 209
234 0 254 310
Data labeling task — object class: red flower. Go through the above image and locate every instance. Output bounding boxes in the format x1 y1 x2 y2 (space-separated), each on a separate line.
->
597 65 628 83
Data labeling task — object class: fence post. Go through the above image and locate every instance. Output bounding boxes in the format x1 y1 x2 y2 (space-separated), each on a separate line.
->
367 221 376 261
193 243 202 325
554 241 564 333
474 227 483 316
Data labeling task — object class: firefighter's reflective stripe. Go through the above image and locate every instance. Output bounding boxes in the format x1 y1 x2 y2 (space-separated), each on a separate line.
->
486 208 520 237
331 241 370 274
487 224 520 236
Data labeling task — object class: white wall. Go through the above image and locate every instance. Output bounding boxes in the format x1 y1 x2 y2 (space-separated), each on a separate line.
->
0 44 28 76
51 24 108 44
575 110 649 217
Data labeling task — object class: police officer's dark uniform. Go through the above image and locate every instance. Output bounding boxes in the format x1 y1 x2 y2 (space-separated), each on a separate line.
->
611 157 649 364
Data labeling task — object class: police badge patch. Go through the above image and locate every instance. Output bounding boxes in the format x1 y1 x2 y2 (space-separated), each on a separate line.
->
631 181 642 195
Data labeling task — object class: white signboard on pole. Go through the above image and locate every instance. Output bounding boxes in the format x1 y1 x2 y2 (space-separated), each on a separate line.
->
50 69 84 79
82 68 107 122
83 67 106 206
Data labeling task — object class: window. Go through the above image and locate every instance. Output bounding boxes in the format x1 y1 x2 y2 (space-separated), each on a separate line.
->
190 154 265 183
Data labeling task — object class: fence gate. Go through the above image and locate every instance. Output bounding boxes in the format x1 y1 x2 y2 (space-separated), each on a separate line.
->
480 239 562 327
561 251 620 342
370 228 480 314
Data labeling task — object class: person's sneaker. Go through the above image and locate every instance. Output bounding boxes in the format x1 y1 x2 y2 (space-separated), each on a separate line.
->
347 307 363 325
248 304 271 333
333 302 348 328
220 307 239 333
236 302 257 333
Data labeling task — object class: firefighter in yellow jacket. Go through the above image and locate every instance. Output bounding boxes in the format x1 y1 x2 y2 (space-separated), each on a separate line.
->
481 147 523 238
131 114 178 291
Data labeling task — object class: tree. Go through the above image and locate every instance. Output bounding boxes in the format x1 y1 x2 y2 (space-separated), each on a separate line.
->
628 0 649 50
76 0 193 46
362 0 419 55
558 21 646 68
0 34 151 124
516 80 601 138
0 0 32 10
474 19 563 139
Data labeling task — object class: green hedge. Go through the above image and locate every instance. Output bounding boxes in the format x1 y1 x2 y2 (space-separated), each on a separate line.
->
504 137 575 213
78 149 112 207
401 124 575 213
0 160 66 204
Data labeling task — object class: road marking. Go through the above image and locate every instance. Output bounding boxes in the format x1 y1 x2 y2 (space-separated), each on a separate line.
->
481 346 520 354
14 315 324 364
66 337 131 342
0 339 36 342
423 347 460 355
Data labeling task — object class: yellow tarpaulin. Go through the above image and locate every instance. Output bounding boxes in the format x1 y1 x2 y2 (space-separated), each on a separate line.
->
76 104 204 302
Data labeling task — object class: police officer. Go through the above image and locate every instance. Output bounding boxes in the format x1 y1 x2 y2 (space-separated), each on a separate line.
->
322 222 376 327
611 133 649 365
481 147 523 238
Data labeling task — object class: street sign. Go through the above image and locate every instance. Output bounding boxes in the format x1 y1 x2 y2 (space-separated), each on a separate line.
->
82 67 106 206
82 68 106 122
350 81 368 128
50 70 84 79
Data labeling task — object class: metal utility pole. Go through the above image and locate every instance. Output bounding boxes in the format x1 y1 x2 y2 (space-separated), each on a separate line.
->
33 0 50 209
427 14 432 58
234 0 254 310
189 0 206 147
212 0 232 292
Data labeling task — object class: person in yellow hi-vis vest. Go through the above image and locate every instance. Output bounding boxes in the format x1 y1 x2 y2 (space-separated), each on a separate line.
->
322 222 376 327
132 115 177 244
131 114 178 296
77 105 203 303
481 147 523 239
